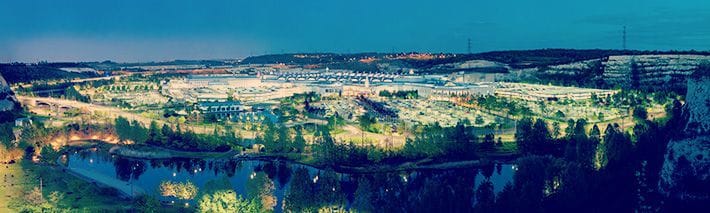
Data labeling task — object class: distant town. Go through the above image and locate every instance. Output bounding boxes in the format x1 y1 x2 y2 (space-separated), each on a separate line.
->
1 49 709 212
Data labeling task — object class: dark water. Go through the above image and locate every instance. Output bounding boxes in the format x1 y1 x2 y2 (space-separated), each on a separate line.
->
63 148 514 212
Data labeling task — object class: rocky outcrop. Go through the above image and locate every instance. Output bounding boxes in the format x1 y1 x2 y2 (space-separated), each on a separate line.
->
659 73 710 200
427 60 509 73
0 73 18 112
603 55 709 92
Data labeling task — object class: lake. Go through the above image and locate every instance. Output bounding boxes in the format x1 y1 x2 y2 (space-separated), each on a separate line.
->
63 147 514 212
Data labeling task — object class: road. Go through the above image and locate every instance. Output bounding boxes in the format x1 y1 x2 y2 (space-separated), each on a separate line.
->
18 96 256 138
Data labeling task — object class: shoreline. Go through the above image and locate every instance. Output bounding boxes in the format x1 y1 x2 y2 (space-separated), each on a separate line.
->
66 141 518 174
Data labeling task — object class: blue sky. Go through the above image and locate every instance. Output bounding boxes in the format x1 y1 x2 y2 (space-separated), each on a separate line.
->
1 0 708 62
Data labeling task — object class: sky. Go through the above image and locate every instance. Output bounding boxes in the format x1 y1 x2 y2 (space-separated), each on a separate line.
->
0 0 708 62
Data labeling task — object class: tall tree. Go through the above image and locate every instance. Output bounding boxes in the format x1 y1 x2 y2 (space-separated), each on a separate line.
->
474 180 496 213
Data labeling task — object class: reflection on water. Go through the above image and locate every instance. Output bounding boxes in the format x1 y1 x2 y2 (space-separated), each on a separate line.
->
65 148 513 212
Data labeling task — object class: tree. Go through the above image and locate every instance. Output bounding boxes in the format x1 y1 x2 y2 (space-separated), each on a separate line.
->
602 124 632 168
276 124 291 152
197 190 260 213
115 116 131 142
159 181 198 200
285 168 315 212
293 127 306 153
353 178 375 212
25 187 46 206
551 121 561 138
530 119 551 154
147 121 162 145
494 183 516 213
449 121 477 159
564 119 575 139
481 133 495 151
475 114 485 125
633 107 648 121
555 110 565 118
474 180 495 213
40 146 58 164
515 117 534 154
47 191 65 208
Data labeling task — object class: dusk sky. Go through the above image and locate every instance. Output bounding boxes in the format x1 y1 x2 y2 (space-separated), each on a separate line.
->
1 0 708 62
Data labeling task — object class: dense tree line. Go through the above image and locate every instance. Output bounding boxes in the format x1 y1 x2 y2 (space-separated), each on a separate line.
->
472 95 533 117
254 119 306 153
0 63 98 84
63 86 89 102
378 90 418 99
114 117 237 152
309 120 479 167
403 121 478 161
500 98 698 212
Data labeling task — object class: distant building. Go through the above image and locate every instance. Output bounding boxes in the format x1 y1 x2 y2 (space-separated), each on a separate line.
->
14 117 32 127
196 101 245 119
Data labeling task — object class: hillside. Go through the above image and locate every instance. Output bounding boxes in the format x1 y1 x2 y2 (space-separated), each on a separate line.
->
241 49 710 70
0 63 99 84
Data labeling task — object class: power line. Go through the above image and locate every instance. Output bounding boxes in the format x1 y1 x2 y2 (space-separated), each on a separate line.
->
623 26 627 50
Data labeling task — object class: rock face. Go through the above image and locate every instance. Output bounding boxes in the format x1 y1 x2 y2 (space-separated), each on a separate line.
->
603 55 710 92
0 73 18 112
659 74 710 200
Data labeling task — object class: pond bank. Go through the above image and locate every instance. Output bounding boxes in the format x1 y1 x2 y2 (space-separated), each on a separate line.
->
69 141 518 174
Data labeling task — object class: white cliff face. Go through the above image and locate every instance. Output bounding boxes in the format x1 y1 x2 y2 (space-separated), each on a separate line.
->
0 74 18 112
684 77 710 134
603 55 710 90
659 76 710 200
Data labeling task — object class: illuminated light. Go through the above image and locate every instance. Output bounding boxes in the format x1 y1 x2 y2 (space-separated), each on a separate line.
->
332 187 336 192
313 176 319 183
89 159 94 163
185 203 189 207
172 172 177 177
193 169 198 173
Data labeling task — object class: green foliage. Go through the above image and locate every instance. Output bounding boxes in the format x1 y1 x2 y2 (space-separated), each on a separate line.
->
115 116 235 152
197 190 260 213
474 180 495 213
134 195 160 212
378 90 419 99
474 95 532 117
633 107 648 120
403 121 477 160
0 63 98 84
516 118 552 155
475 114 485 125
159 180 198 200
285 167 317 212
358 113 383 133
64 85 90 102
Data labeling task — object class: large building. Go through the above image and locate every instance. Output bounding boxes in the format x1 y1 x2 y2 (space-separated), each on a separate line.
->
196 101 246 119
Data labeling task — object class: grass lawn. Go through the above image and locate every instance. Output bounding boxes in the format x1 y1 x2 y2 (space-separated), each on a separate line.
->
0 161 134 212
